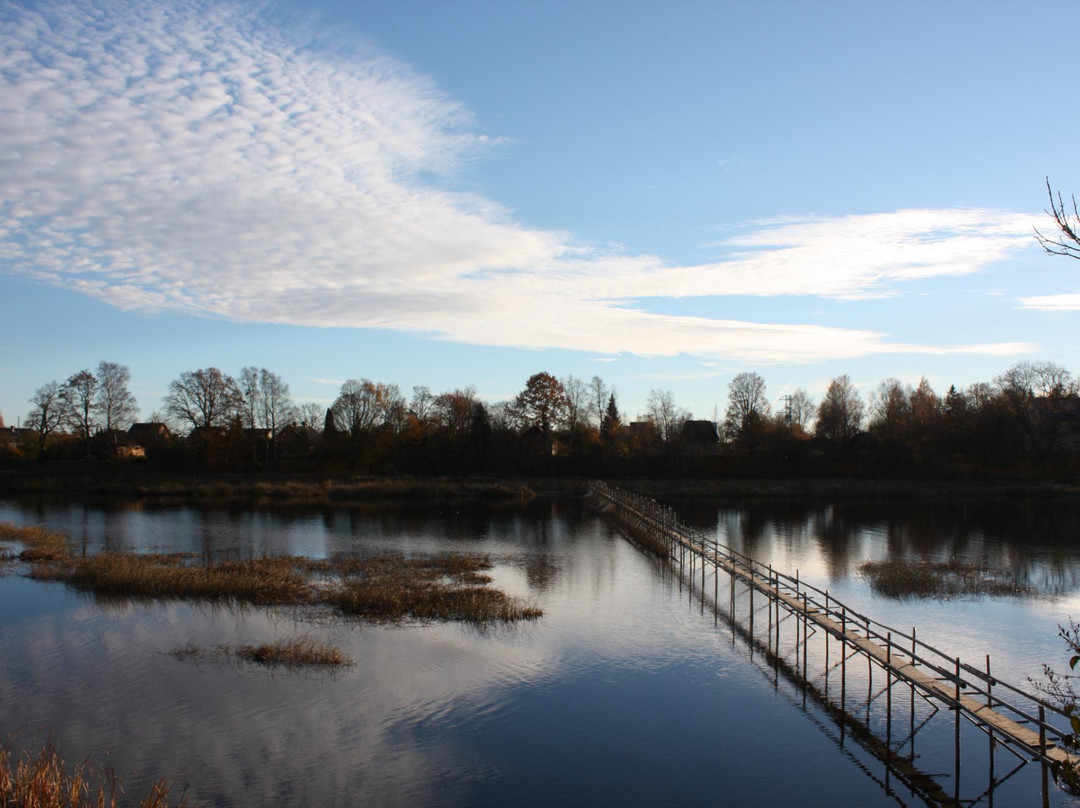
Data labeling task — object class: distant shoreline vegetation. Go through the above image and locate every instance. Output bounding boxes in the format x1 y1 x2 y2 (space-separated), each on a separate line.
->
6 361 1080 484
2 468 1080 506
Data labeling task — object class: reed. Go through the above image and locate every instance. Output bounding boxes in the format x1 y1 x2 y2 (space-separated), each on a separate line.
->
57 554 311 606
0 741 184 807
234 638 352 668
28 549 541 623
0 522 70 562
859 558 1028 599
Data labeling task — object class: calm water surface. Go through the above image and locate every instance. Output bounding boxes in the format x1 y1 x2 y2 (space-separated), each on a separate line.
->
1 495 1079 806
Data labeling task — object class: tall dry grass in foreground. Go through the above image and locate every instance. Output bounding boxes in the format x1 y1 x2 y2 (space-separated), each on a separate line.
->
0 742 184 808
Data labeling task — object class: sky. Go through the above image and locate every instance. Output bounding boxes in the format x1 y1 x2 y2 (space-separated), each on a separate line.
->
4 0 1080 427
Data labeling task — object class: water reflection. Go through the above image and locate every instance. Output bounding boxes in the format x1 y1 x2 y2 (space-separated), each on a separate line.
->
0 496 1078 806
675 498 1080 597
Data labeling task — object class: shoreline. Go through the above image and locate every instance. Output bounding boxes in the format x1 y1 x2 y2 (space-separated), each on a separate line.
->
2 465 1078 505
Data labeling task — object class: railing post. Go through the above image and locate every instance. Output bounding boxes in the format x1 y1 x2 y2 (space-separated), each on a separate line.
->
1040 704 1049 808
954 656 961 805
887 632 893 765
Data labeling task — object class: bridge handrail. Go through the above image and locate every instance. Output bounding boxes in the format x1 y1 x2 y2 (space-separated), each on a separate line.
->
588 481 1072 743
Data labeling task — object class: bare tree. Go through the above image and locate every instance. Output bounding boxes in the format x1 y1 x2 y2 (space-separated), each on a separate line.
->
433 387 478 439
95 361 138 431
238 367 294 458
294 402 325 430
1035 178 1080 259
62 369 100 455
562 375 591 455
909 377 941 430
163 368 242 432
589 376 608 429
723 372 769 442
259 369 294 446
868 378 911 439
333 379 405 438
27 381 67 458
409 386 436 434
785 389 815 431
646 388 690 444
816 375 864 442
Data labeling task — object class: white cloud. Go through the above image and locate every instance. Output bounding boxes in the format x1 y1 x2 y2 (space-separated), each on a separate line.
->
0 0 1039 365
1017 292 1080 311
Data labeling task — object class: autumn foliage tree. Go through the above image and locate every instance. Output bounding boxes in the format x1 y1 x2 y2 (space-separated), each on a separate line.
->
515 372 570 452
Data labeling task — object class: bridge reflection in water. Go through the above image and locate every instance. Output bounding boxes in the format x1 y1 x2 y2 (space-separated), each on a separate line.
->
589 481 1078 808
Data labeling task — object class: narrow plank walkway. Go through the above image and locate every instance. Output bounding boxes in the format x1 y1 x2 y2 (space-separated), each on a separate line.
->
591 481 1080 773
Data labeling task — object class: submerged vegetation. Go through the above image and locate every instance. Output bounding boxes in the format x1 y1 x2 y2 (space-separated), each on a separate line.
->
859 558 1028 599
234 638 352 668
0 740 185 808
171 639 353 669
1 523 541 624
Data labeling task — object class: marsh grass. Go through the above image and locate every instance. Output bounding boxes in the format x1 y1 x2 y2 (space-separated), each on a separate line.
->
859 558 1029 599
0 522 70 563
29 550 541 623
0 741 184 807
53 554 310 606
233 638 352 668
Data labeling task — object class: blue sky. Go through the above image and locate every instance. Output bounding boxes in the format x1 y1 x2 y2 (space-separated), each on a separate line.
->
3 0 1080 427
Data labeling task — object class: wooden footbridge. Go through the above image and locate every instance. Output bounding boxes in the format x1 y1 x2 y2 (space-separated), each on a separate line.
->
589 481 1080 807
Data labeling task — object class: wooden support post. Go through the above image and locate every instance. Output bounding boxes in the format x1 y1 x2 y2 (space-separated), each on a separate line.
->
802 591 808 687
713 555 719 625
910 627 916 759
867 619 873 718
774 567 780 652
824 593 830 701
886 633 892 766
749 573 755 642
841 608 847 732
954 656 961 806
1041 704 1049 808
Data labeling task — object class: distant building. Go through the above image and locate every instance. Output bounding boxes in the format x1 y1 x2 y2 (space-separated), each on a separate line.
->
276 423 323 458
681 420 720 455
128 423 173 449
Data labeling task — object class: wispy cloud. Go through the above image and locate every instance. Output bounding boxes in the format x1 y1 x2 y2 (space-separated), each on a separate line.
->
0 0 1037 365
1017 292 1080 311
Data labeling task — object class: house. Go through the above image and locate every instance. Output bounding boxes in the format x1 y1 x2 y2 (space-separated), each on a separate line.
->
91 429 146 460
128 422 173 449
276 423 323 458
681 420 720 455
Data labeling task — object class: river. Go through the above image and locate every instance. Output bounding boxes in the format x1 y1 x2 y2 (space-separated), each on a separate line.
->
0 494 1077 806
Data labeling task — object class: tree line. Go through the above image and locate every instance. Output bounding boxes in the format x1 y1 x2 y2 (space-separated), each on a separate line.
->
5 359 1080 479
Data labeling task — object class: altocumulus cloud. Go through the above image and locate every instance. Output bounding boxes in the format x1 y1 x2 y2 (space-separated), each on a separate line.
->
0 0 1037 362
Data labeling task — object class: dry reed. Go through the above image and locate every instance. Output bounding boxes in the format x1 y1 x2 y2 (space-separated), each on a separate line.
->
28 549 541 623
233 638 352 668
859 558 1028 599
0 741 185 807
0 522 70 563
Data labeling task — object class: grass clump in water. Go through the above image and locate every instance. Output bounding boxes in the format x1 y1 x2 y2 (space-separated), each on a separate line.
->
28 546 541 624
0 740 185 807
0 522 70 563
859 558 1029 599
51 554 311 606
319 554 543 622
234 638 353 668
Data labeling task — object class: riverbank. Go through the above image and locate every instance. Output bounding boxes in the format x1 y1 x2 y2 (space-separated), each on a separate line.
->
2 465 1078 505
